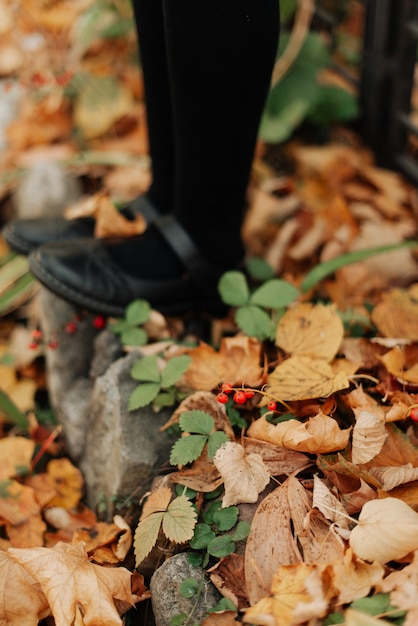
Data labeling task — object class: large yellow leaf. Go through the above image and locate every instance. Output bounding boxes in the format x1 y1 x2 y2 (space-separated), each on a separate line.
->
350 498 418 564
134 511 165 567
266 356 349 401
8 542 135 626
213 441 270 507
247 413 351 454
275 303 344 361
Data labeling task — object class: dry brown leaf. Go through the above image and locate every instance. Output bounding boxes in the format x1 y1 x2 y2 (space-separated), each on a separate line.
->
317 453 383 490
213 442 270 507
140 485 172 521
208 553 249 610
312 475 349 529
365 423 418 469
201 612 239 626
368 465 418 492
9 542 135 626
0 364 36 413
47 458 84 510
0 479 41 526
380 344 418 385
248 412 351 454
242 437 310 476
6 514 47 548
243 562 327 626
185 337 264 391
113 515 132 561
332 548 384 605
275 303 344 361
350 498 418 564
266 356 349 401
74 81 134 140
351 410 388 465
372 285 418 340
378 550 418 611
0 437 35 479
169 450 223 493
0 550 50 625
386 481 418 509
25 473 57 509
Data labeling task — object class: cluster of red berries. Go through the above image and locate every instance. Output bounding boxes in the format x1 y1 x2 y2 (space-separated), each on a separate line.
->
28 315 106 351
216 383 277 411
29 329 58 350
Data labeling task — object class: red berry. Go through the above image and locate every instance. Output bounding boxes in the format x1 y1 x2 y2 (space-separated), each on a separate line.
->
217 392 229 405
245 389 255 399
48 340 59 350
409 407 418 422
221 382 233 394
233 391 247 405
32 329 42 341
267 401 277 411
29 342 39 350
65 321 77 334
93 315 106 329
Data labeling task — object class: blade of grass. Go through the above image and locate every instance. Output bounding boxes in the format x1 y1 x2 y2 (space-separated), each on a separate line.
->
0 389 29 429
0 273 38 315
301 241 418 293
0 255 31 295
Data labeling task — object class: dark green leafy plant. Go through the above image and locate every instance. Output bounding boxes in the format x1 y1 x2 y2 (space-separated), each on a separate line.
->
128 353 191 411
109 299 151 346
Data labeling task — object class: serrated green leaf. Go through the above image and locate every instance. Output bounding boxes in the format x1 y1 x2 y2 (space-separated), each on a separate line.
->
213 506 239 532
189 523 216 550
162 495 197 543
179 578 200 598
121 327 147 346
207 432 229 460
134 511 164 566
250 279 299 309
170 435 208 466
130 354 160 382
161 355 192 388
153 389 177 408
218 271 250 307
125 299 151 325
207 535 235 558
179 410 214 436
207 598 237 613
128 382 161 410
231 520 251 542
235 305 273 341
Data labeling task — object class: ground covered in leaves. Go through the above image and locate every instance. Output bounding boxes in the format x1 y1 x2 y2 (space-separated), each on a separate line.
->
2 1 418 626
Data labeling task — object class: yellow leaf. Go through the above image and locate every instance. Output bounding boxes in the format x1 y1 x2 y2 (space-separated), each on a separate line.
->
9 542 135 626
0 437 35 479
247 413 351 454
134 512 164 567
266 356 350 401
371 285 418 340
47 458 83 510
140 486 172 520
350 498 418 564
351 410 388 465
213 441 270 507
332 549 384 605
275 303 344 361
378 550 418 611
162 495 197 543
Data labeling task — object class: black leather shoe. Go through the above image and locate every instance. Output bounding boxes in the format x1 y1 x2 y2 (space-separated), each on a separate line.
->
3 196 158 255
28 215 230 318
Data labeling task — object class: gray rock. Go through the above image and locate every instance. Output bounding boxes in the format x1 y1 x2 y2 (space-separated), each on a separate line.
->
90 328 123 379
80 352 175 512
59 378 93 461
150 553 222 626
13 160 82 219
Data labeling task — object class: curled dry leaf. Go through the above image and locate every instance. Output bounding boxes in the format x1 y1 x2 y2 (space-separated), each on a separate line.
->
349 497 418 564
169 449 223 493
266 356 350 401
380 345 418 385
312 474 349 529
208 553 249 610
185 336 264 392
275 303 344 362
368 464 418 492
351 410 388 465
371 285 418 340
242 437 310 476
247 412 351 454
213 442 270 507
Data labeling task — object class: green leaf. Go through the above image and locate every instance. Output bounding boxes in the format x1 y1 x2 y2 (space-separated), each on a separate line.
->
134 511 165 566
218 271 250 307
179 578 200 598
308 85 359 126
163 495 198 543
108 319 130 334
130 354 160 382
187 552 203 566
169 614 187 626
250 279 299 309
323 613 345 626
301 241 418 293
121 327 147 346
207 598 237 613
128 382 161 410
246 258 275 281
213 506 239 532
203 500 222 524
231 520 251 542
207 535 235 558
0 389 29 429
161 355 192 388
125 299 151 325
350 593 405 618
189 523 216 550
207 432 229 460
153 389 177 408
235 305 273 341
179 411 214 436
170 435 208 466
